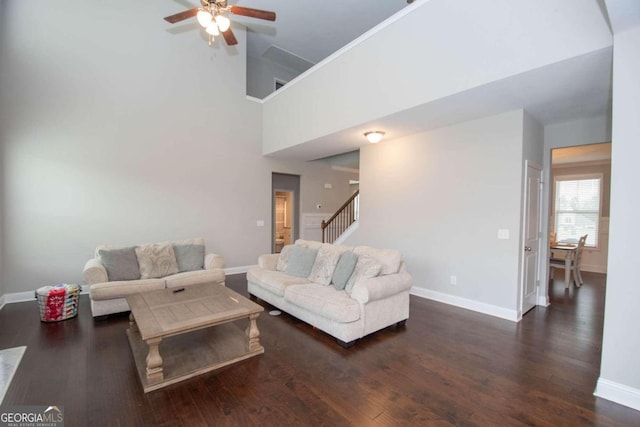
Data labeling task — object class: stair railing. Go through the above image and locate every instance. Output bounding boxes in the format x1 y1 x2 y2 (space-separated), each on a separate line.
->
321 190 359 243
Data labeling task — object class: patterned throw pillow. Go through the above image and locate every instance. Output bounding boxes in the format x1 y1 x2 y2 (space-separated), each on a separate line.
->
135 242 179 279
345 254 382 294
308 244 343 285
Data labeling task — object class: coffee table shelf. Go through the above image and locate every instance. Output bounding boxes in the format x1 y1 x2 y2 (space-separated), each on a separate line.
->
126 283 264 393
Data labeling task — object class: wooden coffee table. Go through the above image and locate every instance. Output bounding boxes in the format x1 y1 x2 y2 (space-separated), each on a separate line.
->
126 282 264 392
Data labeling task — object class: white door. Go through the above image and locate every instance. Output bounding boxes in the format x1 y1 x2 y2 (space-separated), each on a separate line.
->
521 162 542 315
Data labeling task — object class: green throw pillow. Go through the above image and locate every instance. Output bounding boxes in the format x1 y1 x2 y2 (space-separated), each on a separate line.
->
285 246 318 278
332 252 358 290
173 244 205 272
97 247 141 281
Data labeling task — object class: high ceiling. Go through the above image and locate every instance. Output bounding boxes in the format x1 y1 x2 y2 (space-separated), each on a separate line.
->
230 0 411 68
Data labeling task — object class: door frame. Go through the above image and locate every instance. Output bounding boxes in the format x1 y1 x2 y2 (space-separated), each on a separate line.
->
519 161 543 319
271 173 300 254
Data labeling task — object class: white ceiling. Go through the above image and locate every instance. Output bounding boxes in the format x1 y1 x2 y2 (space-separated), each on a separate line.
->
231 0 410 67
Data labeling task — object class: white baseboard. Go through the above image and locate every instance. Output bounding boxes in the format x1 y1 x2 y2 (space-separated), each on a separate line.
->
224 265 251 275
0 294 5 312
595 378 640 411
582 264 607 274
537 295 550 306
410 287 519 322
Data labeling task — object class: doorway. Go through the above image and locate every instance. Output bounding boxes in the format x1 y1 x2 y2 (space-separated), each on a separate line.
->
274 191 294 253
548 142 611 284
272 173 300 254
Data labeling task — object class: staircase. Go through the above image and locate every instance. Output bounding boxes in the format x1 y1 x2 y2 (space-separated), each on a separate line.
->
321 190 359 243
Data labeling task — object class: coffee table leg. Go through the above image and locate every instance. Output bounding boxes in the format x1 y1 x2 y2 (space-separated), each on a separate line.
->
129 313 138 333
145 337 164 381
246 313 263 352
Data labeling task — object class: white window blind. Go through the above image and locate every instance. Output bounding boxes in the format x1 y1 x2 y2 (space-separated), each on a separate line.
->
554 176 601 247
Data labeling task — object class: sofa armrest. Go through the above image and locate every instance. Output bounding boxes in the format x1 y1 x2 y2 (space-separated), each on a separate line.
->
205 253 225 270
83 259 108 285
350 272 413 304
258 253 279 271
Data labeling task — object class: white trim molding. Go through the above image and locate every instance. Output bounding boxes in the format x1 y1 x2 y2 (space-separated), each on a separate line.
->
224 265 251 275
595 378 640 411
410 287 519 322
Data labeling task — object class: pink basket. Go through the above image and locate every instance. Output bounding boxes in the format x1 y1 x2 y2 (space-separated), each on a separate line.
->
36 284 80 322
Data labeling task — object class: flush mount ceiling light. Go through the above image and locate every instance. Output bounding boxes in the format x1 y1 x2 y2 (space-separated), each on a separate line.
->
364 131 385 144
164 0 276 47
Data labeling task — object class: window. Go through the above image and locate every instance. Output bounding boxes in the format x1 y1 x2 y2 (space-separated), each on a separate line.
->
554 174 602 247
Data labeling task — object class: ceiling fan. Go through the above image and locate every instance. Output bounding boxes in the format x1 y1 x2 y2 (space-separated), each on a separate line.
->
164 0 276 46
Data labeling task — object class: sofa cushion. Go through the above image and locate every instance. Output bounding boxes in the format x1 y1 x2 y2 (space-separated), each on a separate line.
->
276 244 294 272
308 243 344 285
165 269 225 288
345 254 382 294
97 246 140 281
135 242 179 279
295 239 323 250
284 283 360 323
332 252 358 290
354 246 402 275
285 246 318 278
90 279 165 301
173 243 205 272
247 266 311 297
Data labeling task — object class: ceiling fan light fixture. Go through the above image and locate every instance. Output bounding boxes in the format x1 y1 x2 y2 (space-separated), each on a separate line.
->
196 9 213 27
206 21 220 36
364 131 385 144
215 14 231 32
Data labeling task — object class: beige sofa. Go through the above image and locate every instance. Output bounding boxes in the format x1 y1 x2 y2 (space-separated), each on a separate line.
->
247 240 412 347
83 238 225 318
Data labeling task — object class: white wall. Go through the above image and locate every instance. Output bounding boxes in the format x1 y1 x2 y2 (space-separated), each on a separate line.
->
0 1 355 295
345 110 526 319
596 24 640 410
262 0 612 155
0 0 5 299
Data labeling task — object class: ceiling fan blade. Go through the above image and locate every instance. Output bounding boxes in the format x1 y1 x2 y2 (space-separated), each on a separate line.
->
164 8 198 24
222 28 238 46
229 6 276 21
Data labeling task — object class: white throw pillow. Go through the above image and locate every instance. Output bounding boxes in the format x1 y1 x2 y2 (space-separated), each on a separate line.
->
308 244 344 285
353 246 401 275
135 242 179 279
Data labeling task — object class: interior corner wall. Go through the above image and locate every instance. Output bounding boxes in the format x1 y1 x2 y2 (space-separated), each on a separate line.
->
597 24 640 410
0 0 8 299
345 110 525 316
0 0 354 295
246 55 304 99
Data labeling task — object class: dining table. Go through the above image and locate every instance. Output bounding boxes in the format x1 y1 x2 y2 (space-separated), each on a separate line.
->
550 243 578 286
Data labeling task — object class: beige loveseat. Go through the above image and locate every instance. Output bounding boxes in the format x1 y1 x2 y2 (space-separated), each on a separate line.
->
83 238 225 318
247 240 412 347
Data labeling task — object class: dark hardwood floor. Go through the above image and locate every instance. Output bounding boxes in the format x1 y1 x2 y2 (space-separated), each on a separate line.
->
1 272 639 426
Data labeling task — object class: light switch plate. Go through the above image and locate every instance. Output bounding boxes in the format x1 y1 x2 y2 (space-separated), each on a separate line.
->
498 229 510 239
257 220 265 227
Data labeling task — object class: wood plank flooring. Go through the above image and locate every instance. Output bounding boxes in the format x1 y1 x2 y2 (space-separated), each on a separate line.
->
1 272 639 426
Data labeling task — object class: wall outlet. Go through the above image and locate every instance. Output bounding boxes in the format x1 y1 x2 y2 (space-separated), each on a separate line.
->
256 220 265 227
498 229 510 239
450 275 457 286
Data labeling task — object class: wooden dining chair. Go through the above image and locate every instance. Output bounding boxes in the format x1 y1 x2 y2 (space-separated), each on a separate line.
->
549 234 588 287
